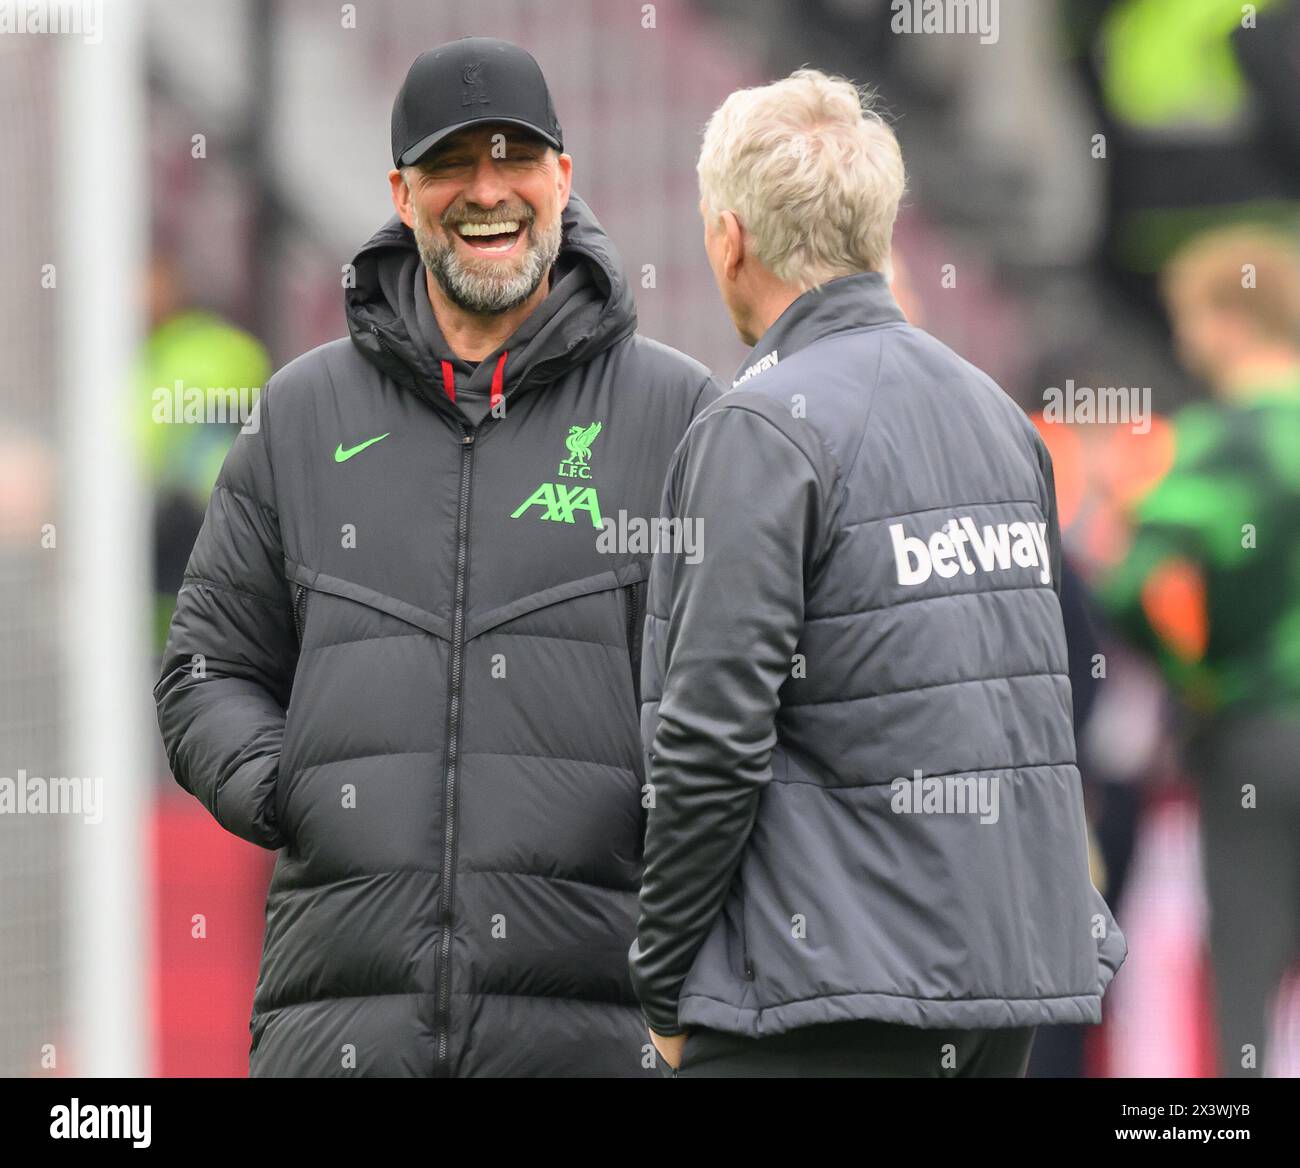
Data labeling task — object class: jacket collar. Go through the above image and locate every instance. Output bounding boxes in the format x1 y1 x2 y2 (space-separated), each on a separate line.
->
732 271 905 387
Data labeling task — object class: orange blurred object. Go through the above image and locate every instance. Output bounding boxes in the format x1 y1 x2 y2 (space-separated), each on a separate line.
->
1031 412 1177 572
1140 556 1209 663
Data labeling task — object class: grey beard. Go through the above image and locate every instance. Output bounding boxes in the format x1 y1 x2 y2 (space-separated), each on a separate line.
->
413 213 562 315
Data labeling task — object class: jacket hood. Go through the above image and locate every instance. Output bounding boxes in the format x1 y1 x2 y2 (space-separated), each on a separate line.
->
345 192 637 413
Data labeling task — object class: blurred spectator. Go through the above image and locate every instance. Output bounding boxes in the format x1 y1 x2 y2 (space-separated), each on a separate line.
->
1098 224 1300 1075
1065 0 1300 325
137 253 271 653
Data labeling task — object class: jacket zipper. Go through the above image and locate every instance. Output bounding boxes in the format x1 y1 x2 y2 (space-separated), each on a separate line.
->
623 581 641 705
436 426 475 1075
370 321 504 1074
369 320 479 1074
292 584 309 645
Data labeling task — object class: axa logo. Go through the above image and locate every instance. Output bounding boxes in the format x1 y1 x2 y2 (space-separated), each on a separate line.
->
511 482 603 526
512 421 604 526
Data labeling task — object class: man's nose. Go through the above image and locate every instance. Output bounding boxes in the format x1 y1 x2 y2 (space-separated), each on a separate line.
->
461 157 512 211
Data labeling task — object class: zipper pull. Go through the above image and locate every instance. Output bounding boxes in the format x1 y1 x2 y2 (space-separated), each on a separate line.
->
461 432 474 446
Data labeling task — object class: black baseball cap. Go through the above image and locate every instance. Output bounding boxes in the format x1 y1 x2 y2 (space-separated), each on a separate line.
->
391 37 564 168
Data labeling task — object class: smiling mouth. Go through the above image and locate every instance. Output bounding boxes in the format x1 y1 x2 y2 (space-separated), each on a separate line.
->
453 219 527 254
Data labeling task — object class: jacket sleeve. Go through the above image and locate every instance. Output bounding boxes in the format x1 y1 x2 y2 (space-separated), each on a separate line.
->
152 388 297 850
629 401 827 1035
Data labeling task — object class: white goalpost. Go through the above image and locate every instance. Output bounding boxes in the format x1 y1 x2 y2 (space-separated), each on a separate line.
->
57 0 153 1077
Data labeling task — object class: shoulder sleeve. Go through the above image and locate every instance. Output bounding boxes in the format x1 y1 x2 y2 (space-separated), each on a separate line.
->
630 399 830 1033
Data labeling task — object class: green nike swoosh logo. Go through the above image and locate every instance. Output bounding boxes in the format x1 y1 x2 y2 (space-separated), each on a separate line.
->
334 432 391 463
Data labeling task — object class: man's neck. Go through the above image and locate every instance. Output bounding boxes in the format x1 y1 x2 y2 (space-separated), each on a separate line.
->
742 284 803 347
744 268 883 343
426 270 550 362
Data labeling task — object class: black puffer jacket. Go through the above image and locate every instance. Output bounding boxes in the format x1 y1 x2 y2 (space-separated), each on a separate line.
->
155 194 718 1076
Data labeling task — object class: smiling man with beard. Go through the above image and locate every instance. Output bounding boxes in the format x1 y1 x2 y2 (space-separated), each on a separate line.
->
154 36 720 1077
404 127 562 319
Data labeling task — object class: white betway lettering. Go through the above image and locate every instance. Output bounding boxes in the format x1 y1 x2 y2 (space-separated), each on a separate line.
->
733 350 778 387
890 515 1051 586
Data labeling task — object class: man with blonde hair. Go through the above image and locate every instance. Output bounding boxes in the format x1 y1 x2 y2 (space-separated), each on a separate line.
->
630 70 1127 1077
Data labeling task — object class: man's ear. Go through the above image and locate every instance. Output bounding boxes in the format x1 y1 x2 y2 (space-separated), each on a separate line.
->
721 210 745 282
555 152 574 209
388 168 415 229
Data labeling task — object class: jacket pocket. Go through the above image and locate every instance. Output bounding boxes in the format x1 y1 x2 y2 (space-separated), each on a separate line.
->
292 582 310 647
621 579 642 706
279 582 313 846
739 889 754 982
